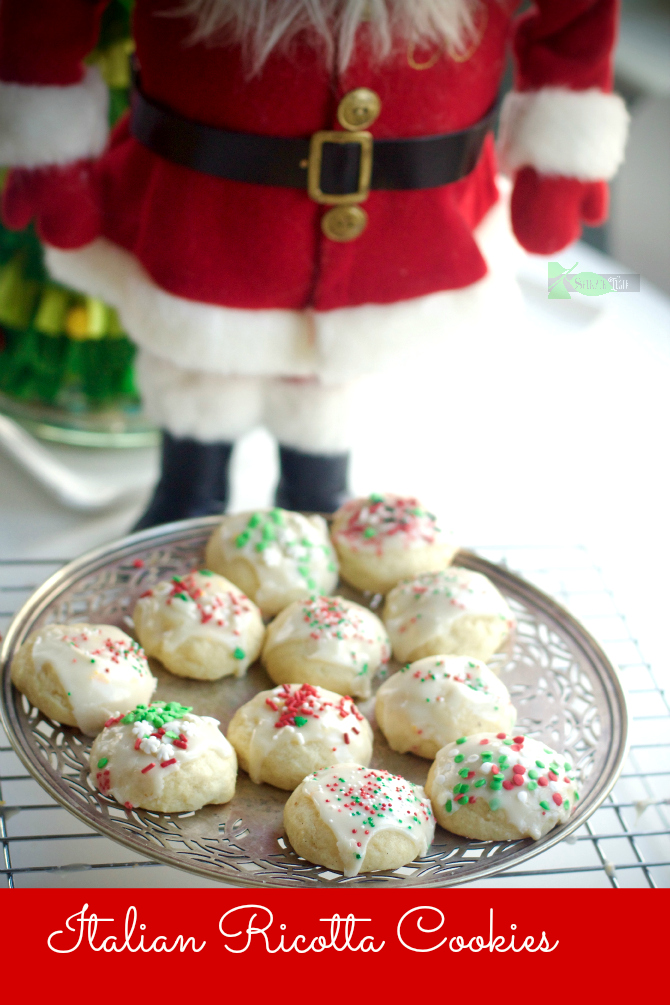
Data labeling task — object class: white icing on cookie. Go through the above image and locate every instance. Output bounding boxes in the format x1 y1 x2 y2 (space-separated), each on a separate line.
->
429 733 580 840
243 684 369 783
31 623 156 735
264 596 390 691
375 655 516 757
300 763 434 877
133 570 262 677
91 702 233 808
332 494 451 555
384 567 515 662
207 509 338 612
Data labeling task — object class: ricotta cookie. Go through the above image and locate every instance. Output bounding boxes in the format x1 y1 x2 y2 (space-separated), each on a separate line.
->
133 570 264 680
375 656 516 759
331 493 457 594
262 595 390 699
384 567 515 665
205 509 338 616
89 701 237 813
284 763 435 877
228 683 373 790
426 732 580 841
10 623 156 736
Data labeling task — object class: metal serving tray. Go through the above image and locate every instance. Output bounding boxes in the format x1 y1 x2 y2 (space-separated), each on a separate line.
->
0 517 628 887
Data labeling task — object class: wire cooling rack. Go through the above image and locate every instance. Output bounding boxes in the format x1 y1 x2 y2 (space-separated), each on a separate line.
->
1 545 668 889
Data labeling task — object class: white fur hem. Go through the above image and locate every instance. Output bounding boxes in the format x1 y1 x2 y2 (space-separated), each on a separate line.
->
44 178 524 385
498 87 629 181
0 67 109 167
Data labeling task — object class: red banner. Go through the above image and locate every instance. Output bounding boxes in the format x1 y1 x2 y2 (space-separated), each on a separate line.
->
0 888 664 999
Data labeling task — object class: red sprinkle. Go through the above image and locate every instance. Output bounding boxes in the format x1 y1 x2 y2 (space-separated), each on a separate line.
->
160 758 177 768
104 714 124 728
510 744 522 751
468 796 476 803
479 738 489 745
496 733 507 739
344 733 350 745
538 776 549 787
513 764 526 774
502 780 514 790
513 775 524 786
141 762 155 773
548 770 558 781
134 738 142 750
139 590 153 599
552 793 563 806
124 801 133 810
513 736 525 744
490 765 499 775
133 559 144 568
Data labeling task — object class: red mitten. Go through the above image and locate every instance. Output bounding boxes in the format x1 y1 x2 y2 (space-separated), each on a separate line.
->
511 166 609 255
2 160 101 247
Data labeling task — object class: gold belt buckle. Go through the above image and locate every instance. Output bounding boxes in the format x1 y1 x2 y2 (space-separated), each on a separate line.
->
307 130 373 205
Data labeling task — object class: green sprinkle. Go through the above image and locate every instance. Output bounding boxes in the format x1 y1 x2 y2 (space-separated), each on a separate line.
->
536 760 545 768
458 783 469 794
233 647 246 660
255 541 268 552
262 524 275 541
270 509 283 524
454 754 465 763
294 716 308 727
165 731 178 739
235 532 249 548
458 768 469 778
539 800 550 811
363 527 376 538
445 800 452 812
574 791 580 801
490 798 502 811
97 757 108 769
90 658 95 664
356 854 361 859
528 769 539 779
502 738 513 745
564 800 570 811
369 493 384 503
457 795 468 805
199 569 214 576
527 780 538 791
247 513 261 528
474 779 486 788
481 751 492 761
564 762 572 771
456 737 467 745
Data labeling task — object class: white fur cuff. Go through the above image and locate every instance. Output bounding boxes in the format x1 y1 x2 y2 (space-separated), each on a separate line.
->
0 66 109 167
498 87 629 181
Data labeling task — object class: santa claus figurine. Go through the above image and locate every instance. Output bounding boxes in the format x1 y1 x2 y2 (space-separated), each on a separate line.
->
0 1 628 526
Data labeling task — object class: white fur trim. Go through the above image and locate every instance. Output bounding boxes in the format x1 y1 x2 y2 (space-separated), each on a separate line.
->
44 177 524 385
498 87 629 181
136 350 355 450
264 378 355 452
0 67 109 167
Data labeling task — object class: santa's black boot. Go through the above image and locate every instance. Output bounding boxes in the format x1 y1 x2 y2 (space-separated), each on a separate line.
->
133 432 233 531
275 446 349 513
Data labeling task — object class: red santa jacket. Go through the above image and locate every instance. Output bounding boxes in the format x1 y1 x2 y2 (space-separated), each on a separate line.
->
0 0 628 314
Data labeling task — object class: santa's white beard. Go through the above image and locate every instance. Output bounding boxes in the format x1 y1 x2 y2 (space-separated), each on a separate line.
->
175 0 485 73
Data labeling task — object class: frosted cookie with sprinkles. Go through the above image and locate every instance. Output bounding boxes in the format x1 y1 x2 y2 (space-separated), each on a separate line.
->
262 595 390 698
375 655 516 759
284 764 435 876
89 701 237 813
133 570 264 680
384 567 515 665
205 509 338 616
426 732 580 841
227 683 373 790
11 623 157 736
331 493 457 594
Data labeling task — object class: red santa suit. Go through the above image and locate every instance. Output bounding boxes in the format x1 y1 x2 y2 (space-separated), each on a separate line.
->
0 1 628 460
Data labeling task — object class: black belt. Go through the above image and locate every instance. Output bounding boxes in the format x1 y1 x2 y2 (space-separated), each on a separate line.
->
130 84 497 203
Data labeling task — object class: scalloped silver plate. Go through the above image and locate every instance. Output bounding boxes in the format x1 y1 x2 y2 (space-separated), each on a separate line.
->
0 518 628 887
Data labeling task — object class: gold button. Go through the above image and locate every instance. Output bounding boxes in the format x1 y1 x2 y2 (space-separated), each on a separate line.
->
321 205 368 242
337 88 381 131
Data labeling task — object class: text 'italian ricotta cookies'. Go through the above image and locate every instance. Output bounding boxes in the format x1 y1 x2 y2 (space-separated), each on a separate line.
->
375 655 516 759
10 623 157 736
284 763 435 877
228 683 373 790
205 508 338 616
425 733 580 841
331 493 457 595
262 595 390 699
89 701 237 813
384 567 515 665
132 569 264 680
